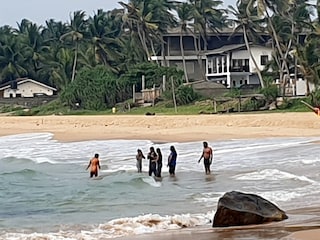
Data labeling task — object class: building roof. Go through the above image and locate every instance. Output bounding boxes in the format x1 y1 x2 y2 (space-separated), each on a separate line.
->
205 43 271 55
0 78 57 91
205 44 247 55
164 26 245 36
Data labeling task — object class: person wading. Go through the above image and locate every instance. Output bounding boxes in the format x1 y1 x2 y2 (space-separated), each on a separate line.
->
86 153 101 178
147 147 157 177
198 142 213 175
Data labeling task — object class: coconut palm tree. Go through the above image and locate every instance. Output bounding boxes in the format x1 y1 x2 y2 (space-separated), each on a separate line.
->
190 0 227 51
229 0 265 87
15 19 49 80
60 11 88 82
176 2 194 83
246 0 292 88
0 33 29 82
119 0 176 63
119 0 158 61
87 9 124 73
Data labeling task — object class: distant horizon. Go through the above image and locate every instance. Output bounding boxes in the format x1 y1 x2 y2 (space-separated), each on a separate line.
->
0 0 235 28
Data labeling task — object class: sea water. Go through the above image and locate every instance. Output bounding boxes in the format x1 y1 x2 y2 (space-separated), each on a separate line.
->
0 133 320 239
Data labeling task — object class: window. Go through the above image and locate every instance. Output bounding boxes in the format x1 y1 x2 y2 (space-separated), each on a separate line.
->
260 55 268 66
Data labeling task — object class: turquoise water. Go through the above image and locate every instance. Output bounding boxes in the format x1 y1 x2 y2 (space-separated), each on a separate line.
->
1 133 320 239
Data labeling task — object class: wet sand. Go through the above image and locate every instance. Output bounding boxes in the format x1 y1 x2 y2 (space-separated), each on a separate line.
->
0 112 320 239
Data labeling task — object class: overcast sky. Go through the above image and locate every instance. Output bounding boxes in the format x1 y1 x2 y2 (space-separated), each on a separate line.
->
0 0 235 28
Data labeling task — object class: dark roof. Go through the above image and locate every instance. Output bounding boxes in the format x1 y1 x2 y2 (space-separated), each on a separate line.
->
205 44 246 55
204 43 271 55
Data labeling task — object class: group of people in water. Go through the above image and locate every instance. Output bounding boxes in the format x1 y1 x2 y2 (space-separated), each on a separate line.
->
86 141 214 178
136 145 178 178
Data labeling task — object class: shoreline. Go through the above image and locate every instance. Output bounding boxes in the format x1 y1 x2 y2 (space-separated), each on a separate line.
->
1 112 320 239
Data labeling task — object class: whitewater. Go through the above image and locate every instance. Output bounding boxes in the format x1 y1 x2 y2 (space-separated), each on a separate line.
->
0 133 320 239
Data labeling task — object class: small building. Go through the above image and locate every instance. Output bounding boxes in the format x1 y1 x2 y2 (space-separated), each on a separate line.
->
0 78 57 98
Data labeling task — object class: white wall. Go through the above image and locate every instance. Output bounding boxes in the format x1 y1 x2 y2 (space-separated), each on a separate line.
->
296 79 315 96
3 81 54 98
232 46 272 72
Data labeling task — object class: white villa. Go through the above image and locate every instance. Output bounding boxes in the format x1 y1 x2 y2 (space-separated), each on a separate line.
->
205 44 272 88
151 28 309 96
0 78 57 98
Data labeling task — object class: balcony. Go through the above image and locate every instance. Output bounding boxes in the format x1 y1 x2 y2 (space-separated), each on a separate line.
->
229 66 250 72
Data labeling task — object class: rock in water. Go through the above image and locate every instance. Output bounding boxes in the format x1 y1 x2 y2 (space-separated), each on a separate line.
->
213 191 288 227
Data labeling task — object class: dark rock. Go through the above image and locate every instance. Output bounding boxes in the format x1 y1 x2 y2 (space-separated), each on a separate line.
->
213 191 288 227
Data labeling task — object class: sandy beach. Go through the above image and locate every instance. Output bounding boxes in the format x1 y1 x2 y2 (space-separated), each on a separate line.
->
1 111 319 239
1 112 320 143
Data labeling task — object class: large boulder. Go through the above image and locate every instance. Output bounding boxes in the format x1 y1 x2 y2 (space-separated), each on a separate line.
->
213 191 288 227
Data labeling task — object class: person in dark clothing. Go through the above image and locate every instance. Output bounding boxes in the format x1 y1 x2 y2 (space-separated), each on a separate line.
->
167 146 177 176
147 147 157 177
156 148 163 177
136 149 145 173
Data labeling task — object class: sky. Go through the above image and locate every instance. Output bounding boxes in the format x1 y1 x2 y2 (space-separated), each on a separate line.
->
0 0 235 28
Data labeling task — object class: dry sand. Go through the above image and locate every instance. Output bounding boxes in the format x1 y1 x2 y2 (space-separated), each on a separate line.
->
0 112 320 143
0 112 319 239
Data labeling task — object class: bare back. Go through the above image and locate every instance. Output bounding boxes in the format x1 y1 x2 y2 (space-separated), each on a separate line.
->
90 157 100 172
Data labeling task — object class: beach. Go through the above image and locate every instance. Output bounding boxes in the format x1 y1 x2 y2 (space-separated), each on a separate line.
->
1 112 320 143
0 112 320 240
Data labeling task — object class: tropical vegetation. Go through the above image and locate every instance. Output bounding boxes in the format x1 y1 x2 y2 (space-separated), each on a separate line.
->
0 0 320 113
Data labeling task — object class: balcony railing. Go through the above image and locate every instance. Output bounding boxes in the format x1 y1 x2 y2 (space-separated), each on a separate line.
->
208 65 250 74
229 66 250 72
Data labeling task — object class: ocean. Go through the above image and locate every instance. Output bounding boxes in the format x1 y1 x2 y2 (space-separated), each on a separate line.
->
1 133 320 239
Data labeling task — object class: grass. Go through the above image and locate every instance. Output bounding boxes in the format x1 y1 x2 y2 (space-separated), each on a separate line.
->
3 96 313 116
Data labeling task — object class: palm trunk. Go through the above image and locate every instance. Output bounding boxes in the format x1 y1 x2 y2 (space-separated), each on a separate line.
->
150 38 159 65
193 34 203 80
180 31 189 83
266 12 291 84
137 25 150 61
243 25 264 88
71 42 78 82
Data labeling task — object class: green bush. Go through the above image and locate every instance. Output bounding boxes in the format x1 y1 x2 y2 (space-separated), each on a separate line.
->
175 85 200 105
260 85 279 103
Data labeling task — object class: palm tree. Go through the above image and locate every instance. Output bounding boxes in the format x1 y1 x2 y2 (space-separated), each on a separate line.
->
87 9 124 72
293 0 320 94
246 0 292 88
229 0 265 87
15 19 48 80
188 0 227 80
119 0 158 61
190 0 227 51
176 2 194 83
0 33 29 82
119 0 176 63
60 11 88 82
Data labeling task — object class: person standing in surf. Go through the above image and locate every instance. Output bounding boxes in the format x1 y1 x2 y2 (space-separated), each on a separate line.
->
136 149 145 173
198 141 213 175
86 153 101 178
167 145 177 176
156 148 163 177
147 147 158 177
